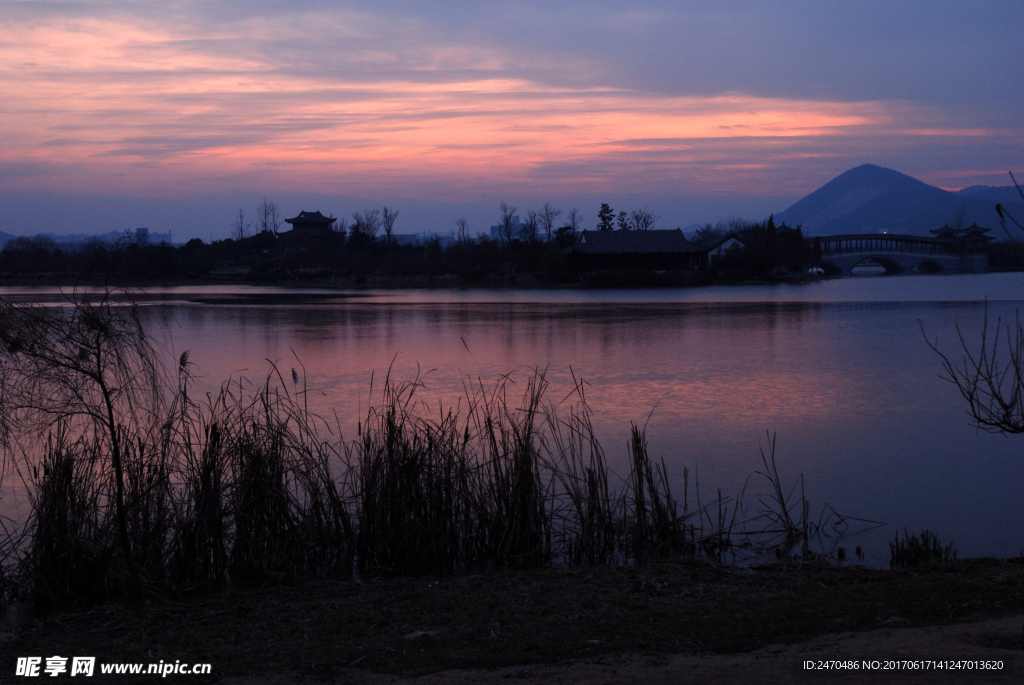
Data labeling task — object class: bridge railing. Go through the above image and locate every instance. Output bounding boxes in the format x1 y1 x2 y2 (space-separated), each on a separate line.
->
818 234 980 256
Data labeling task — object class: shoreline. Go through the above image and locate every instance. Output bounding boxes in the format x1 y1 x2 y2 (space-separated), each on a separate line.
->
5 558 1023 681
0 273 830 291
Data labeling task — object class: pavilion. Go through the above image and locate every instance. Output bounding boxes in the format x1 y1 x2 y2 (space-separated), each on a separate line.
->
284 210 336 234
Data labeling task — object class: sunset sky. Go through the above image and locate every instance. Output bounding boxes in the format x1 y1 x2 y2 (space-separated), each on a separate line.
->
1 1 1021 239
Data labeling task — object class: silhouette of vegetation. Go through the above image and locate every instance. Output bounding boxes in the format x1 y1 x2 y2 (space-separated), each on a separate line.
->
0 209 826 288
0 292 860 612
889 529 957 567
596 203 615 232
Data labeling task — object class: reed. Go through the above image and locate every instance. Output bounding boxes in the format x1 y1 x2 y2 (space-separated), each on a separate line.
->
353 370 555 575
0 292 868 611
626 424 692 562
889 528 957 567
211 365 354 584
353 372 478 575
22 430 114 608
542 377 620 566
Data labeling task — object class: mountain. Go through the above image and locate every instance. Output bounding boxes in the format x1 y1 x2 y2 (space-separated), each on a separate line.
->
954 184 1024 204
776 164 1024 236
0 231 14 249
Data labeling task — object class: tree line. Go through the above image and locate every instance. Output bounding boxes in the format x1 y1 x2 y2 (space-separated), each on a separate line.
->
9 199 1004 286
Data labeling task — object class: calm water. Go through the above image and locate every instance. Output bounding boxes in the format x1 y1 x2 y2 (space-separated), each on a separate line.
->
3 273 1024 563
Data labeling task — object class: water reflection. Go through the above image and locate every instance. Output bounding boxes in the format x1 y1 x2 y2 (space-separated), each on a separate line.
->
3 277 1024 563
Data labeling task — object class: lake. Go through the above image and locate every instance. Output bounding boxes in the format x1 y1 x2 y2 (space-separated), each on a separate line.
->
2 273 1024 564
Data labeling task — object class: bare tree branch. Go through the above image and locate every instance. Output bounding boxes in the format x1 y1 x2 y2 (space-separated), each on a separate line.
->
498 201 518 246
231 208 252 241
382 205 400 244
0 289 171 588
540 202 562 243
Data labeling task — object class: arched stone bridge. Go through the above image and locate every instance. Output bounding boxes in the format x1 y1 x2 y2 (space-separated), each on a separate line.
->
817 233 988 276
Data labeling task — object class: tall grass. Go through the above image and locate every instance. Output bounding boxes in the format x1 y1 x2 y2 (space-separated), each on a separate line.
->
25 431 113 608
0 292 864 611
543 378 620 566
889 528 957 567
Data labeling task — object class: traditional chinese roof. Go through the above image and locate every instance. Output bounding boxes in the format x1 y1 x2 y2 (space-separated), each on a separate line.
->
930 224 959 237
285 210 336 226
575 229 696 254
961 223 995 242
929 222 993 242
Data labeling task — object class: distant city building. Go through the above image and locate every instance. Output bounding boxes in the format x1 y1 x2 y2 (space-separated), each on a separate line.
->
285 210 336 234
131 227 173 245
127 228 172 245
490 215 523 240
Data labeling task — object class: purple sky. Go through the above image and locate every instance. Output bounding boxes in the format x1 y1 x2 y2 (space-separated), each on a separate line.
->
1 1 1021 240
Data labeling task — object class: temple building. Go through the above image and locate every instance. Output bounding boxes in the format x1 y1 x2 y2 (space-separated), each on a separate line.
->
284 210 336 234
572 229 722 270
929 222 995 251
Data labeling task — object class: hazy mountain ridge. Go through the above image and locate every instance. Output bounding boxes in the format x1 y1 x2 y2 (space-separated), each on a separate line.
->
777 164 1024 236
0 228 174 250
954 184 1024 204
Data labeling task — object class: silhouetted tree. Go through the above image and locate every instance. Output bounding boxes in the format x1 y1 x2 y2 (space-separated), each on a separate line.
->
523 210 540 242
455 216 470 247
498 201 518 245
557 207 583 246
597 203 615 231
333 216 349 236
256 198 281 235
0 290 169 592
540 202 562 242
629 207 659 231
231 208 252 241
382 205 400 244
352 209 381 240
616 211 630 231
693 222 725 244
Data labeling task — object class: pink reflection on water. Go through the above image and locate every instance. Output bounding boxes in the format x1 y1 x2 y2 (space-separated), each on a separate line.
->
3 282 1023 561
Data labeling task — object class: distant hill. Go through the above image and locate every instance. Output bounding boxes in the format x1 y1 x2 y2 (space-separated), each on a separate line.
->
776 164 1024 236
0 228 175 250
954 184 1024 204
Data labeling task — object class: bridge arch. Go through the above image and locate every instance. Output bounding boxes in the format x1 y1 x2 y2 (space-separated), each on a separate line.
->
849 255 905 274
912 259 945 273
819 260 844 276
816 232 988 276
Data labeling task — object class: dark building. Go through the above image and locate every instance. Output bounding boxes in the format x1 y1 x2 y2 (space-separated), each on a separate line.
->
572 229 726 270
929 222 994 251
284 210 336 234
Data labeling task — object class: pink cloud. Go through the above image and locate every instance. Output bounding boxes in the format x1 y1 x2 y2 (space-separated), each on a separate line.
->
0 13 1015 199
